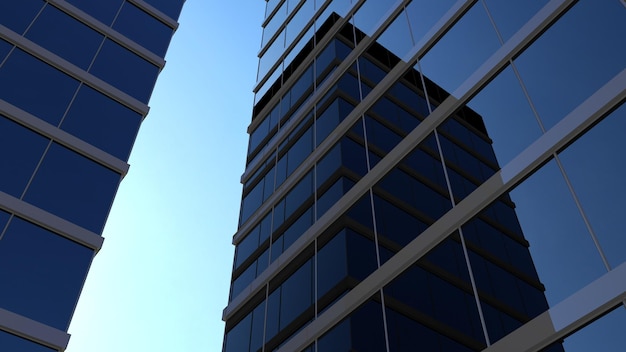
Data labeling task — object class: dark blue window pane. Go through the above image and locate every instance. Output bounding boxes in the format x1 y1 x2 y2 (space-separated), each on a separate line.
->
143 0 184 20
317 230 348 298
113 2 173 57
61 85 142 161
0 330 55 352
24 143 121 234
0 210 9 231
231 263 256 299
0 39 12 63
224 313 251 352
280 259 313 329
64 0 124 26
235 226 260 269
90 39 159 103
0 116 48 197
318 319 351 352
0 49 79 126
0 217 93 330
250 302 265 352
26 5 104 69
284 172 313 219
0 0 44 34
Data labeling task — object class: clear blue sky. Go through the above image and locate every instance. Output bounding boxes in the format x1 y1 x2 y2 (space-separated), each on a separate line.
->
66 1 265 351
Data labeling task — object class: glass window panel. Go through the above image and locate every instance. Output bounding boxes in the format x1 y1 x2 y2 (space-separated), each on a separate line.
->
513 0 626 130
375 9 413 59
235 225 260 269
61 85 142 161
285 0 314 49
250 301 265 352
0 217 93 330
374 195 427 247
263 0 287 49
224 313 252 352
0 330 55 352
317 229 348 299
560 305 626 352
466 65 541 166
349 300 387 351
558 104 626 268
404 0 457 47
352 0 397 37
113 2 173 57
284 171 313 219
508 160 608 306
65 0 124 25
282 207 312 250
26 4 104 69
90 39 159 103
0 39 13 63
231 263 256 299
385 307 442 352
240 180 264 225
420 3 501 95
24 143 121 234
0 0 45 34
0 116 49 198
286 125 313 175
142 0 184 20
258 29 285 83
279 259 313 329
483 0 548 43
0 49 79 126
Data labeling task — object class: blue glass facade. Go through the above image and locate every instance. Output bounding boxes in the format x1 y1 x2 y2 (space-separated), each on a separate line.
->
0 1 184 350
224 1 626 351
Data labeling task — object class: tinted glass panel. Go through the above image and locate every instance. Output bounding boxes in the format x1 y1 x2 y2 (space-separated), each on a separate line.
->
0 330 55 352
0 0 44 34
0 49 79 126
62 85 142 160
0 116 49 197
26 4 104 69
113 2 173 57
24 143 121 234
143 0 184 19
0 217 93 330
0 39 12 63
64 0 123 25
90 39 159 103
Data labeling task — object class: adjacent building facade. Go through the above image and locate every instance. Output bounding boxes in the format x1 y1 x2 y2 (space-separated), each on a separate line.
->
0 1 183 350
224 0 626 351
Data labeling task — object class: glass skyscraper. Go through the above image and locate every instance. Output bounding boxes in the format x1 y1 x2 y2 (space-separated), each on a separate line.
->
224 0 626 351
0 1 183 350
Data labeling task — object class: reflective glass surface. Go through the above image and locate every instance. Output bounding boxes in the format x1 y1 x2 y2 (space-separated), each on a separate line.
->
113 2 173 57
62 84 142 161
26 4 104 69
0 39 12 63
0 0 45 34
90 39 159 103
64 0 124 26
0 115 49 198
0 217 93 330
143 0 185 19
24 143 121 234
0 48 80 126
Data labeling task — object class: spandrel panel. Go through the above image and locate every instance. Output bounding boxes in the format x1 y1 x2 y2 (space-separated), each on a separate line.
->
64 0 123 25
24 143 121 234
0 115 49 198
0 48 79 126
419 3 501 96
61 85 143 161
558 103 626 269
0 330 55 352
0 217 93 330
482 0 548 43
0 0 45 34
26 4 104 69
89 39 159 104
513 0 626 130
466 65 542 166
508 159 607 306
113 2 173 57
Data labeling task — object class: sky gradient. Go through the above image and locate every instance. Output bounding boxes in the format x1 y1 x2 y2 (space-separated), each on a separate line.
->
66 1 265 350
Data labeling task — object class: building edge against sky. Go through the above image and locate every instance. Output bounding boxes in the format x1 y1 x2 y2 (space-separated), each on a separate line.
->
0 1 184 350
224 0 626 351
